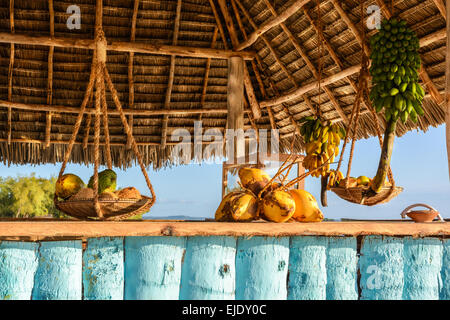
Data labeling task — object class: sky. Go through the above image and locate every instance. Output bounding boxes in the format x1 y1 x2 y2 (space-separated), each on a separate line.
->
0 124 449 220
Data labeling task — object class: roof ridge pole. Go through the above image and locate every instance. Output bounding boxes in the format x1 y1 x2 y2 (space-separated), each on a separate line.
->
45 0 54 149
374 0 444 107
126 0 140 150
216 0 262 120
160 0 182 150
236 0 312 51
7 0 14 146
446 0 450 180
261 0 349 125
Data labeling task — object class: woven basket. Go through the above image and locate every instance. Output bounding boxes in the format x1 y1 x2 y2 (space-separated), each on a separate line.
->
54 196 153 220
330 185 403 206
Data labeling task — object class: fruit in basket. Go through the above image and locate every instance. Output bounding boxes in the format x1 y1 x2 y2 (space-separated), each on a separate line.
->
55 174 85 199
289 189 324 223
238 167 271 196
88 169 117 194
356 176 371 187
215 191 259 222
338 177 358 188
369 18 424 125
261 190 296 223
116 187 141 200
70 187 94 200
99 191 119 200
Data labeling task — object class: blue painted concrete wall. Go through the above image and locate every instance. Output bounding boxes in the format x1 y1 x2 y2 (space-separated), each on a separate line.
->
0 236 448 300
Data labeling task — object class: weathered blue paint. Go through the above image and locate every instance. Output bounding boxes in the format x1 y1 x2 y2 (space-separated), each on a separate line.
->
125 236 186 300
236 236 289 300
441 239 450 300
326 237 358 300
359 236 404 300
179 236 236 300
403 237 443 300
83 237 124 300
31 241 82 300
0 241 39 300
287 236 327 300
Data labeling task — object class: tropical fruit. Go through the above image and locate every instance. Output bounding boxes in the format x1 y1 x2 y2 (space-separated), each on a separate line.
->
338 177 358 188
356 176 371 186
215 191 259 222
261 190 296 223
55 174 85 199
369 18 424 124
88 169 117 194
70 187 94 200
299 116 345 178
289 189 324 223
238 167 271 196
99 192 119 200
116 187 141 199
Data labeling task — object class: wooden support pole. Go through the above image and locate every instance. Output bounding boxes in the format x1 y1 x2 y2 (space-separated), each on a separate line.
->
7 0 14 145
45 0 54 148
217 0 262 120
374 0 444 106
126 0 139 149
446 0 450 180
161 0 182 149
0 32 255 61
236 0 312 51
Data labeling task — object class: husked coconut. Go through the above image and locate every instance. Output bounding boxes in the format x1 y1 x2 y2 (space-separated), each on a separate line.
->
117 187 141 199
70 187 94 200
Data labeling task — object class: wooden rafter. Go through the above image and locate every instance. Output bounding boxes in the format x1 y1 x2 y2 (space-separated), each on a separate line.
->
231 0 300 138
446 0 450 179
45 0 54 148
374 0 444 106
161 0 182 149
7 0 14 145
261 0 349 125
200 27 219 110
432 0 446 20
236 0 312 51
0 32 255 61
216 0 262 120
126 0 139 149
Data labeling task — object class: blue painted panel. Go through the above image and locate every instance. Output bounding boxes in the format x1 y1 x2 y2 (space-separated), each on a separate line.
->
441 239 450 300
32 241 82 300
179 236 236 300
236 236 289 300
288 236 327 300
359 236 404 300
125 236 186 300
403 237 443 300
83 237 124 300
0 241 39 300
326 237 358 300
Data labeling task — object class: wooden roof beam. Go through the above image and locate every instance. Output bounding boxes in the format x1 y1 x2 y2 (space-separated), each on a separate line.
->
432 0 447 20
374 0 444 106
7 0 14 145
45 0 54 149
261 0 349 125
0 32 255 61
216 0 262 119
161 0 182 149
236 0 312 51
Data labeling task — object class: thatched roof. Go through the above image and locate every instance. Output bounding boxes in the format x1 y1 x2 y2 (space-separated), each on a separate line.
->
0 0 447 169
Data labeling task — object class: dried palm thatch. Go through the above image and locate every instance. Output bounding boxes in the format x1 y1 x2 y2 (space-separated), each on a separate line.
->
0 0 447 169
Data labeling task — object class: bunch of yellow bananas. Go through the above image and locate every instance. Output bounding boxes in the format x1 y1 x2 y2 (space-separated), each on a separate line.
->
300 116 346 178
326 169 345 190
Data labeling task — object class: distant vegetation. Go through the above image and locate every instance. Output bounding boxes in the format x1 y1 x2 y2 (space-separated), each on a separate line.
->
0 174 64 218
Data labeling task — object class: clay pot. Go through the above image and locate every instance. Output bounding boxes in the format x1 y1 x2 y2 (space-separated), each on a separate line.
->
401 204 444 223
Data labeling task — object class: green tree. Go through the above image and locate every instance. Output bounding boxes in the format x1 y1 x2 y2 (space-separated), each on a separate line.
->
0 174 61 218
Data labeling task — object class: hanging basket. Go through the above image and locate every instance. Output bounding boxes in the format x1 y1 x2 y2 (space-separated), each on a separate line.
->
54 196 154 220
330 185 403 206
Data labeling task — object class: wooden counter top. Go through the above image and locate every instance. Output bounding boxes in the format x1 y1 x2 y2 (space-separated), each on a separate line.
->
0 220 448 241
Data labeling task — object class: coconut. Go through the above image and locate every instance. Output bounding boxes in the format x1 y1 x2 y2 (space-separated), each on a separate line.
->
116 187 141 199
262 190 296 223
70 187 94 200
289 189 324 222
238 167 271 196
99 191 119 200
215 191 259 222
56 174 85 199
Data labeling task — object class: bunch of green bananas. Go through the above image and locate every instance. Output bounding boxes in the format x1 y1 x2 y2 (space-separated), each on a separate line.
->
369 18 425 124
299 116 346 178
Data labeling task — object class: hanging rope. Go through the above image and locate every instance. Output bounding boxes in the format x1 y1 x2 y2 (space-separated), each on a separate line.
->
315 0 324 116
